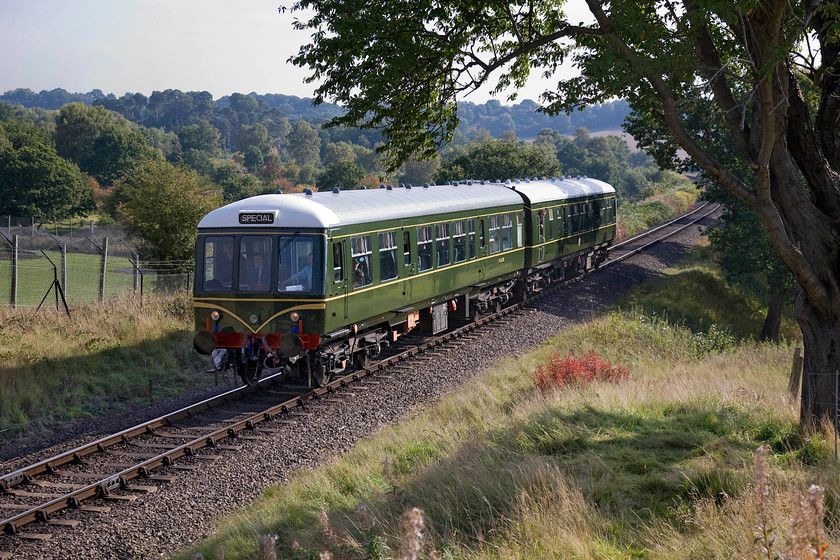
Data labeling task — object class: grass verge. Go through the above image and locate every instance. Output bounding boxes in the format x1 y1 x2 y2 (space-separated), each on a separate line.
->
0 292 217 439
176 244 837 560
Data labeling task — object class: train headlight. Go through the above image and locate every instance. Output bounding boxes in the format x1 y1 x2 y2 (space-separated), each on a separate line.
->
290 311 300 322
249 313 259 325
210 310 221 321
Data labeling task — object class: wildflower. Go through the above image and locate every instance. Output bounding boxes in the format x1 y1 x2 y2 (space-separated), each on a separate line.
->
400 507 425 560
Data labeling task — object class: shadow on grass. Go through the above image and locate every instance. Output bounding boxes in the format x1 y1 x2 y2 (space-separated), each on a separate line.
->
0 329 220 455
220 398 803 560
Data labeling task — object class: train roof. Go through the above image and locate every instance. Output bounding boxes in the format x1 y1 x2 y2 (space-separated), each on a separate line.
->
197 177 615 230
509 176 616 204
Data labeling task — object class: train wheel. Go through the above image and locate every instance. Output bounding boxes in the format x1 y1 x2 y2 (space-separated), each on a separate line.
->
354 347 371 370
236 359 261 386
493 299 502 314
307 357 330 388
470 306 481 323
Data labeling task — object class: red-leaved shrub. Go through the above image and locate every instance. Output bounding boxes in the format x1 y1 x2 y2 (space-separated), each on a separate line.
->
534 350 629 391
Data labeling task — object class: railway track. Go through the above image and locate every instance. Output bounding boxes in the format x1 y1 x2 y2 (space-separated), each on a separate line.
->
0 202 718 556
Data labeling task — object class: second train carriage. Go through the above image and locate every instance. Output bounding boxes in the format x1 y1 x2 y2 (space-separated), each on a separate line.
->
192 177 616 386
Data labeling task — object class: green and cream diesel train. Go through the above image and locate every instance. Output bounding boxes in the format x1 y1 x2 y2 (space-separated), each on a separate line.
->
192 177 616 386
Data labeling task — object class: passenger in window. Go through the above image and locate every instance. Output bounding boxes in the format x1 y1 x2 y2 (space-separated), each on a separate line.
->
218 240 236 287
244 252 268 291
353 257 370 287
281 253 313 292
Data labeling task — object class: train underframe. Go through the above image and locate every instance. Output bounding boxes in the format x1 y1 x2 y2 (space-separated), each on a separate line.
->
211 243 610 387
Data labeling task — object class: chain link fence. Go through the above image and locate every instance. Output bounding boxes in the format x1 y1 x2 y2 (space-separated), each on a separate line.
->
0 217 193 308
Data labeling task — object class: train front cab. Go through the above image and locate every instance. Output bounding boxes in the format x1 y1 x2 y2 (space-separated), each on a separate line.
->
192 229 328 385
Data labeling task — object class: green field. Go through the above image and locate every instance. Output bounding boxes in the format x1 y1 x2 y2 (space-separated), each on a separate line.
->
0 250 190 307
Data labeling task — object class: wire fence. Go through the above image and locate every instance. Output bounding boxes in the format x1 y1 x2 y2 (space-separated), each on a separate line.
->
0 217 193 309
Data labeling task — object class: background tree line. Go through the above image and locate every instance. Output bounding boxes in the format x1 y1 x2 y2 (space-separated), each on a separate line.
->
1 88 629 141
0 92 663 271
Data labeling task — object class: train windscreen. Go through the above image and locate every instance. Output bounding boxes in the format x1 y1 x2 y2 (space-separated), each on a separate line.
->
199 234 323 295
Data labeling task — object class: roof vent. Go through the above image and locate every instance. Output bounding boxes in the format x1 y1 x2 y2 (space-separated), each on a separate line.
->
274 189 283 194
359 185 366 190
524 178 530 183
304 188 313 195
332 187 340 193
496 179 501 183
423 183 430 188
386 184 393 190
398 183 405 188
430 182 436 186
405 184 412 189
541 176 547 180
505 179 511 184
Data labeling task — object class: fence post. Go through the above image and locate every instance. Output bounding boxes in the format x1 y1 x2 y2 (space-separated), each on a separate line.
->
99 237 108 303
133 254 140 292
11 235 18 309
788 346 803 402
61 244 67 298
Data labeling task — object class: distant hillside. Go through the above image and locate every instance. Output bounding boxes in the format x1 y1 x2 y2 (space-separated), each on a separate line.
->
0 87 630 138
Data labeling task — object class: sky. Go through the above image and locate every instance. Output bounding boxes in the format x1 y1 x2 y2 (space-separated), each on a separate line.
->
0 0 582 106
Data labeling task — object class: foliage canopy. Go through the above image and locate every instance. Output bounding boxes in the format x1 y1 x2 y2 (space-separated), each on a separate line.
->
288 0 840 424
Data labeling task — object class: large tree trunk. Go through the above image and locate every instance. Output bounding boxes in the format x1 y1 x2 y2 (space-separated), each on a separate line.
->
796 291 840 426
759 289 785 343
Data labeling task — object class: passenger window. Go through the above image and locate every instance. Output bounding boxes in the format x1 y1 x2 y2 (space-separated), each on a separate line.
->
468 219 476 259
516 212 523 247
436 223 450 267
417 226 433 271
488 216 500 254
479 219 486 250
351 235 372 288
501 214 512 251
538 210 545 243
403 231 411 266
379 231 398 281
453 221 467 263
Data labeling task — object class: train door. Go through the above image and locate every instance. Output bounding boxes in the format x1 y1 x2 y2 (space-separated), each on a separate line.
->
537 209 546 264
593 199 602 229
400 222 416 302
478 218 488 281
331 239 349 319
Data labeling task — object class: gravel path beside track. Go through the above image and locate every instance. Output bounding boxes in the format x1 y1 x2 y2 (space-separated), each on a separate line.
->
1 216 713 559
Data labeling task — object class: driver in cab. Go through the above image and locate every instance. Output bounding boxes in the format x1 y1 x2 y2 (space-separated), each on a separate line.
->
281 253 313 292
